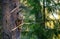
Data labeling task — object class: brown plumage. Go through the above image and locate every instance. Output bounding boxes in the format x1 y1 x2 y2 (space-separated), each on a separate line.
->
15 13 23 31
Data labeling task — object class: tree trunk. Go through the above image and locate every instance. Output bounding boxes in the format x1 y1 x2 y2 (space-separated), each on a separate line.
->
2 0 20 39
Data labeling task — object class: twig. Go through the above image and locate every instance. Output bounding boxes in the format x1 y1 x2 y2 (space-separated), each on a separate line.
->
11 23 23 32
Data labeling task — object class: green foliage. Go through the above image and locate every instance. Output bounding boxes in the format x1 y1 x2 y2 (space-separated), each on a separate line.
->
26 0 42 14
21 0 60 39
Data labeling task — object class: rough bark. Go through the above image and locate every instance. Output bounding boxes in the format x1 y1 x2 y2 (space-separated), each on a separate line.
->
2 0 20 39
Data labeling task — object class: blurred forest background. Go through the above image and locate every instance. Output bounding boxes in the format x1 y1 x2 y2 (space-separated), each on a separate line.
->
0 0 60 39
0 0 2 39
